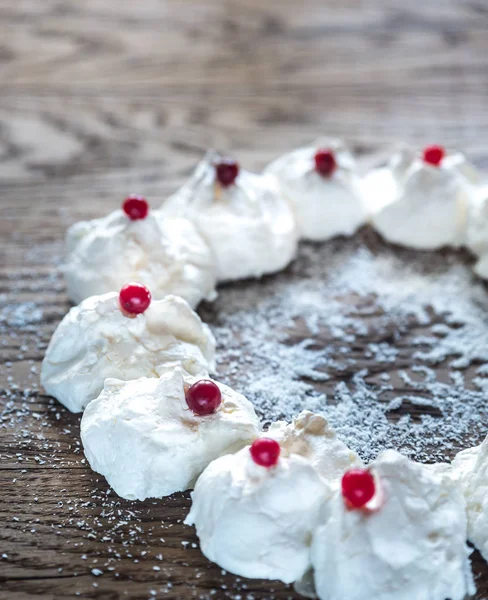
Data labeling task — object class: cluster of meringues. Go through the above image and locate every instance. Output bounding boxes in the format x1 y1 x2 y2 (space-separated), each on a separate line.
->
41 140 488 600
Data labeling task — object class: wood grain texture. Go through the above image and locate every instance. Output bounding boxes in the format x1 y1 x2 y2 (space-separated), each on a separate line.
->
1 1 488 599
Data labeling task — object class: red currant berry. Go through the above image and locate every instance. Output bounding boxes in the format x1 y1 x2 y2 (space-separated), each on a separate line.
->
314 149 337 178
422 145 445 167
215 159 239 187
185 380 222 416
119 283 152 315
250 438 280 468
341 468 376 509
122 195 149 220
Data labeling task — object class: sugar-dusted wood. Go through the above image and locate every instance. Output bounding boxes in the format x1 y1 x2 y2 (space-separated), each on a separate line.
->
1 1 488 599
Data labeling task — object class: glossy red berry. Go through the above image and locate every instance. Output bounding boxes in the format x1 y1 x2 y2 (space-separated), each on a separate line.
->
215 159 239 187
250 438 281 468
341 468 376 509
119 283 152 315
185 380 222 416
123 195 149 220
423 145 445 167
314 149 337 178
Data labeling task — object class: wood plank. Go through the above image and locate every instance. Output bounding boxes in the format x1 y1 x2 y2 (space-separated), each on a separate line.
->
0 1 486 92
1 1 488 598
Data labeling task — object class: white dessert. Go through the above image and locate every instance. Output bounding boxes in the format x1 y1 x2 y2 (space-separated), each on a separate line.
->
41 293 216 413
264 138 368 241
472 254 488 280
63 208 217 307
366 147 478 249
162 151 298 282
466 186 488 254
466 185 488 279
451 435 488 562
81 368 261 500
311 450 475 600
185 443 330 584
266 410 362 486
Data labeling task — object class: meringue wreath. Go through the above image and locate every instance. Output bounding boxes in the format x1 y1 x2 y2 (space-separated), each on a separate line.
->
42 141 488 600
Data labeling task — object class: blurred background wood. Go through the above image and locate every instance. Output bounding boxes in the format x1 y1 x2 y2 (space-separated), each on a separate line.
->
1 1 488 598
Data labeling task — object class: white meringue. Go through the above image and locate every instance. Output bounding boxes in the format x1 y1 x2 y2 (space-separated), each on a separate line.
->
41 293 216 413
311 450 474 600
367 147 478 249
451 435 488 562
63 208 217 307
472 254 488 280
81 368 261 500
266 410 362 486
162 151 298 282
264 138 368 241
185 444 330 584
466 185 488 256
466 185 488 280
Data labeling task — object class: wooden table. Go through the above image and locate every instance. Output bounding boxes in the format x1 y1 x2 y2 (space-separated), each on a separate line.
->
1 1 488 599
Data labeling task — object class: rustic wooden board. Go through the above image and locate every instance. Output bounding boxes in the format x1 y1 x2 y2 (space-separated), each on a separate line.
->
1 1 488 599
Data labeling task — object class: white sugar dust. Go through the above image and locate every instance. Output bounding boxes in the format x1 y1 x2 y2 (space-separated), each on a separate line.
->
201 232 488 464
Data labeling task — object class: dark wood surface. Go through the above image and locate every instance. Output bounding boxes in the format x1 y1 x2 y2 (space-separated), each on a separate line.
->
1 1 488 599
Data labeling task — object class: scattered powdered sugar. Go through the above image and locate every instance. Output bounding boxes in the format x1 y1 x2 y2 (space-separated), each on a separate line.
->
201 232 488 463
0 299 44 328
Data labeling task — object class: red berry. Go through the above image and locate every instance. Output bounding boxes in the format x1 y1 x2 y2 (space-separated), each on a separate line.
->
250 438 280 468
341 468 376 509
423 145 445 167
314 149 337 178
185 380 222 416
119 283 152 315
123 195 149 220
215 159 239 187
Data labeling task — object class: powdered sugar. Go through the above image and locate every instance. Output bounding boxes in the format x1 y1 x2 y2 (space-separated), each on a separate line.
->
201 232 488 463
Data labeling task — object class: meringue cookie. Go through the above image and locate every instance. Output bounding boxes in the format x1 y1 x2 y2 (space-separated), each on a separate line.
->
264 138 368 241
185 444 330 584
311 450 474 600
466 185 488 255
162 151 298 282
451 435 488 561
466 185 488 279
41 293 216 413
367 147 478 249
63 208 217 307
472 254 488 280
266 410 362 486
81 368 261 500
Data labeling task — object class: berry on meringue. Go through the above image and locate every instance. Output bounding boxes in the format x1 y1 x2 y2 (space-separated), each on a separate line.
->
185 379 222 416
341 468 376 509
314 148 337 178
266 410 362 487
215 159 239 187
311 450 475 600
81 368 261 500
41 293 216 413
250 438 280 468
264 138 368 241
185 440 330 584
122 195 149 220
366 145 479 249
422 144 445 167
62 202 217 307
119 282 152 315
161 150 298 282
